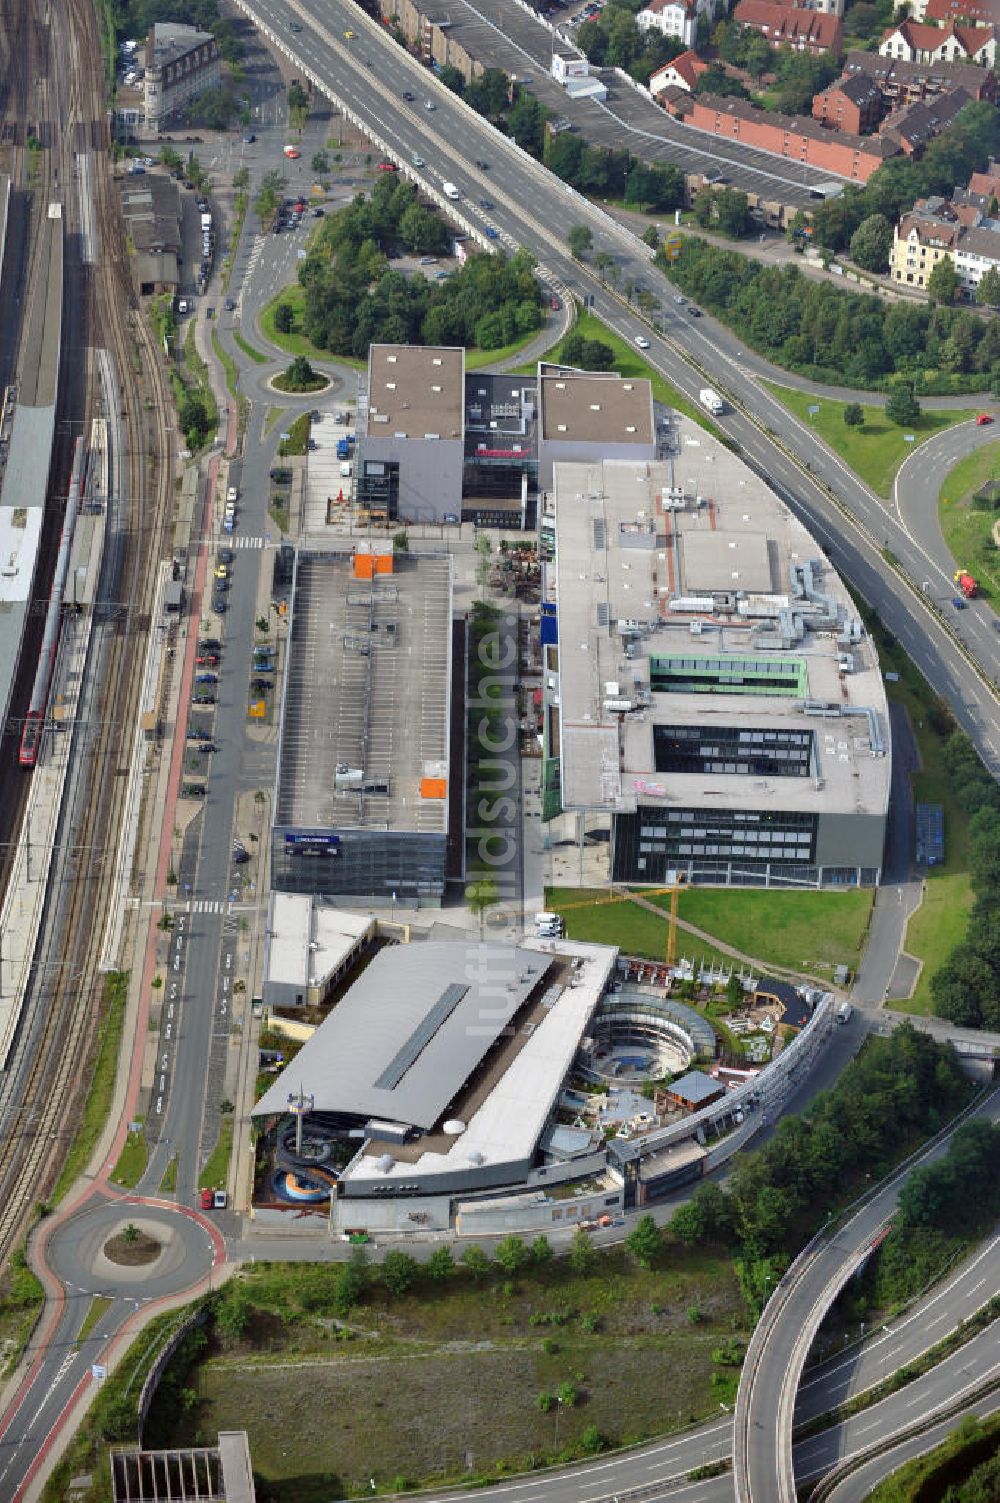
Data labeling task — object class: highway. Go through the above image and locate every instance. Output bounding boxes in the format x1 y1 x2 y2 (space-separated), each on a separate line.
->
3 10 997 1498
733 1086 1000 1503
235 0 1000 791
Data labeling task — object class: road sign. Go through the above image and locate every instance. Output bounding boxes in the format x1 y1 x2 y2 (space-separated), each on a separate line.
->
664 233 682 262
92 1364 107 1381
808 404 820 416
904 433 916 442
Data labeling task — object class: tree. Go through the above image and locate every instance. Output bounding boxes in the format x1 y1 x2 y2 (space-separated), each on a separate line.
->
461 1244 492 1280
233 165 250 192
216 1288 252 1340
495 1235 530 1277
625 1214 661 1268
254 169 286 227
569 1227 597 1275
849 214 893 274
427 1246 454 1280
716 188 750 239
885 384 921 427
439 63 466 93
466 875 499 936
642 224 660 250
531 1234 554 1266
977 264 1000 307
311 149 331 174
287 79 310 125
334 1245 368 1315
843 402 864 428
274 302 294 334
282 355 318 390
926 254 959 305
594 250 615 284
382 1249 419 1296
568 224 593 260
122 1222 140 1243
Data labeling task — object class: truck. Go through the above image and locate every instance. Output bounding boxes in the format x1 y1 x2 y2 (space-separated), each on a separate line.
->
699 387 724 416
442 181 460 200
336 435 355 460
836 1001 853 1025
954 569 978 599
226 485 238 504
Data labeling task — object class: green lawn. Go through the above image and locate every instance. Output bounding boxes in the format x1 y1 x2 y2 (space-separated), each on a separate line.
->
526 310 721 435
51 972 128 1203
76 1296 114 1347
277 411 310 458
860 610 974 1013
898 874 974 1012
547 887 872 980
866 1407 1000 1503
232 330 269 365
658 888 872 980
547 887 737 972
763 383 975 497
111 1123 148 1189
198 1117 233 1191
937 439 1000 606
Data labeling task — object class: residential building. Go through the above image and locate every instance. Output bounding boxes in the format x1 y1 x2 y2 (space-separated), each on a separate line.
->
811 72 885 132
883 85 973 154
544 434 890 891
665 91 897 180
649 48 708 94
840 48 997 104
637 0 704 49
733 0 843 53
924 0 1000 26
143 23 221 133
879 18 997 63
891 202 962 288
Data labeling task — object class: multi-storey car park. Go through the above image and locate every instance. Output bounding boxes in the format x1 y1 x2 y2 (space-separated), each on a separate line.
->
541 417 892 889
271 546 454 903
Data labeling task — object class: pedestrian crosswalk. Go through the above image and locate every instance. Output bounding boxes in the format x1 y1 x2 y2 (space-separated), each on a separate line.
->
227 535 271 550
234 236 266 318
187 899 227 914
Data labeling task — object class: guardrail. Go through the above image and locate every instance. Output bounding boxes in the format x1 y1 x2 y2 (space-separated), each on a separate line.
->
732 1084 997 1503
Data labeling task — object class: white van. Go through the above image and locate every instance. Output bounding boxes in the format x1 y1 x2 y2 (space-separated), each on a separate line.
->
534 912 560 928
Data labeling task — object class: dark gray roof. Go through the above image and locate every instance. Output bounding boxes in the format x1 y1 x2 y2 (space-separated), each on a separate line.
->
253 943 552 1130
668 1069 723 1104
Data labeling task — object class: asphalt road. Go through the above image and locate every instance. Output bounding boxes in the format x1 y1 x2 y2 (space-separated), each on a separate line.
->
895 416 1000 610
234 0 1000 794
734 1086 1000 1503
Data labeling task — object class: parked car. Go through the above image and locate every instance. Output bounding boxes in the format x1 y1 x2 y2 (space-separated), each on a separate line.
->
191 692 216 706
198 637 221 651
218 548 234 564
181 783 206 797
196 653 219 667
213 594 228 613
378 161 397 171
418 256 438 265
214 562 229 580
270 467 292 484
251 677 272 695
243 133 256 143
976 413 993 425
195 672 218 684
199 1188 214 1209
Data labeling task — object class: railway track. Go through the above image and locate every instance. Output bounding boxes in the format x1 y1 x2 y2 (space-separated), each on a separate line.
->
0 0 174 1259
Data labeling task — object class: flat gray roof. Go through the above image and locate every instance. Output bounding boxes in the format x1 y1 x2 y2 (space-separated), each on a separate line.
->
253 943 553 1131
540 370 654 445
367 344 464 440
552 434 891 821
20 205 62 408
275 550 452 834
0 403 57 731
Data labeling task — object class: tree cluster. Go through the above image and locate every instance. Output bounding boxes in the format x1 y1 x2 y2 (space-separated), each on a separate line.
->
671 1025 968 1265
929 734 1000 1031
809 100 1000 252
113 0 241 64
711 21 839 112
662 234 1000 391
692 185 752 239
576 0 685 86
895 1119 1000 1237
296 177 542 358
559 331 615 369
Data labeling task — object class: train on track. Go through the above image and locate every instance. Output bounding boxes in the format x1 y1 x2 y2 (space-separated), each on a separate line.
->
19 435 87 769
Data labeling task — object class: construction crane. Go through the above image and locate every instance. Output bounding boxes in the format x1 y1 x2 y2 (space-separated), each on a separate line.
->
553 881 685 970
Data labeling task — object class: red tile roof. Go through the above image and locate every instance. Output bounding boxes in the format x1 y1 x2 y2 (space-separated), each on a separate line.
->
735 0 842 50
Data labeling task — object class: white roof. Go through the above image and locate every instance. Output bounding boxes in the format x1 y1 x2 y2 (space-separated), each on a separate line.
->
265 892 374 991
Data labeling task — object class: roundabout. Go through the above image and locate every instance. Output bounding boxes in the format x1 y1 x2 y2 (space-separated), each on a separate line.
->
45 1195 221 1301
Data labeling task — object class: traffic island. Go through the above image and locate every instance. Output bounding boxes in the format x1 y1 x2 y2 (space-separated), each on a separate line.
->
103 1225 162 1268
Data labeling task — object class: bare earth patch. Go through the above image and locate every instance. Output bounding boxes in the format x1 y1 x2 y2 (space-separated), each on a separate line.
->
104 1230 161 1267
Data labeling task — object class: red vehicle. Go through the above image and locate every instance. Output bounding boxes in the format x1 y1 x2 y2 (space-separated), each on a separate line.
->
196 653 220 666
378 161 398 171
954 569 978 599
976 413 993 426
199 1188 213 1210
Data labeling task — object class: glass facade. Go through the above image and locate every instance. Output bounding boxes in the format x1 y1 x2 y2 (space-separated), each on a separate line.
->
272 826 446 901
654 725 814 778
613 807 818 884
649 655 808 697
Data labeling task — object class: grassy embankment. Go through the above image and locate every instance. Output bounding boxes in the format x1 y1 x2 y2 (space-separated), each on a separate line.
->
937 438 1000 606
